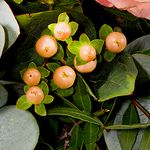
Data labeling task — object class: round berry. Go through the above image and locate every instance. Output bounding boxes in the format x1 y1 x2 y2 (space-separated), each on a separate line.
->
74 58 97 73
80 44 96 62
35 35 58 58
106 32 127 53
54 22 71 40
53 66 76 89
23 68 41 86
26 86 44 104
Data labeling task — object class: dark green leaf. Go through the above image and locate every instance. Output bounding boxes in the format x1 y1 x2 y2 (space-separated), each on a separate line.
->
91 51 138 101
16 95 33 110
139 126 150 150
56 87 74 97
120 103 139 150
103 49 117 62
72 75 91 111
46 63 61 72
49 79 58 91
28 62 37 69
99 24 113 40
47 107 103 126
37 66 50 78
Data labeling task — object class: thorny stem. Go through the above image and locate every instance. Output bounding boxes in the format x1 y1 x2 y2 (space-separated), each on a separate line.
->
130 98 150 119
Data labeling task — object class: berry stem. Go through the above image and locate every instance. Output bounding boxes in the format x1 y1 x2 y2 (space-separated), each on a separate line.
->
41 58 49 67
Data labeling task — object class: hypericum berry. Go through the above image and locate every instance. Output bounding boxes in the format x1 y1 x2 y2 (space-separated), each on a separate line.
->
80 44 96 62
106 32 127 53
26 86 44 104
23 68 41 86
35 35 58 58
54 22 71 40
74 58 97 73
53 66 76 89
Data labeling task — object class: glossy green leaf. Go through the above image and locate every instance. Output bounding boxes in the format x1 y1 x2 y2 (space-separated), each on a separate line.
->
48 23 56 32
139 126 150 150
47 107 103 126
99 24 113 40
120 103 139 150
69 21 78 36
37 66 50 78
79 33 90 45
51 42 64 60
0 0 20 52
57 12 69 23
72 75 91 111
91 51 138 101
105 123 150 130
16 95 33 110
56 87 74 97
65 36 72 44
34 102 46 116
103 49 117 62
75 54 87 66
0 24 5 57
69 126 83 149
13 0 23 4
37 81 49 95
82 122 99 150
43 95 54 104
68 41 82 55
0 105 39 150
46 62 61 72
90 39 104 55
0 83 8 107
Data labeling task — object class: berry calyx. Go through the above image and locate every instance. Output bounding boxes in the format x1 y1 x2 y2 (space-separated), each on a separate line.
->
35 35 58 58
80 44 96 62
106 32 127 53
23 68 41 86
53 66 76 89
74 58 97 73
54 22 71 40
26 86 44 104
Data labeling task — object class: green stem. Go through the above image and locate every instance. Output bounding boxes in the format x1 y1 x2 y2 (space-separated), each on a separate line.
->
130 98 150 119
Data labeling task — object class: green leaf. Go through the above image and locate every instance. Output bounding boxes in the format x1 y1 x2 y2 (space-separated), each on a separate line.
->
91 51 138 101
0 0 20 53
120 103 139 150
139 126 150 150
105 123 150 130
67 41 82 55
46 62 61 72
28 62 37 69
0 24 5 57
0 105 39 150
56 87 74 97
40 27 53 37
47 107 103 126
49 79 58 91
37 66 50 78
82 122 99 150
0 83 8 107
69 21 78 36
103 49 117 62
16 95 33 110
37 81 49 95
65 36 72 44
75 54 87 66
13 0 23 4
69 126 83 149
90 39 104 55
57 12 69 23
48 23 56 32
72 75 91 111
79 33 90 45
43 95 54 104
24 85 31 93
34 103 46 116
51 42 64 60
99 24 113 40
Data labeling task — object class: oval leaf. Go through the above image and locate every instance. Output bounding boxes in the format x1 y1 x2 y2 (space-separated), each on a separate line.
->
0 105 39 150
34 103 46 116
79 33 90 45
0 83 8 107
